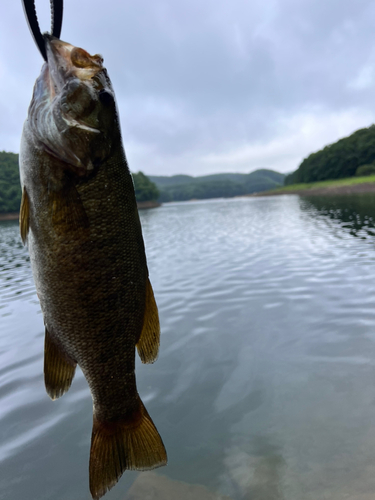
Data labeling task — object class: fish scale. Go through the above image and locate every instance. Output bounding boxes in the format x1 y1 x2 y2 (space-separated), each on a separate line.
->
19 36 166 499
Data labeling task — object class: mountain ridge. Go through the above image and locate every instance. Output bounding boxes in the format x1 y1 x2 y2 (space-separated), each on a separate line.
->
149 169 285 202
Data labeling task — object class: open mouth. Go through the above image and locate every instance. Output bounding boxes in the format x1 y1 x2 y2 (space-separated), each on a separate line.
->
45 36 105 91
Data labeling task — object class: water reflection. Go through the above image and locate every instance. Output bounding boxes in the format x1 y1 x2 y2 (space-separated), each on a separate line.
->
126 472 233 500
222 437 285 500
3 197 375 499
300 194 375 239
0 220 34 308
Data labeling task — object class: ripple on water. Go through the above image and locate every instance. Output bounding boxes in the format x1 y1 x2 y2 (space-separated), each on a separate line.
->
3 198 375 499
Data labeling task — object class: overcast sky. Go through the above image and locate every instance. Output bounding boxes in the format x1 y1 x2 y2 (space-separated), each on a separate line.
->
2 0 375 176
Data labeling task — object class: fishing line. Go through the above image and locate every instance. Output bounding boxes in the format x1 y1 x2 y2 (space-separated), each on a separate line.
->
21 0 63 61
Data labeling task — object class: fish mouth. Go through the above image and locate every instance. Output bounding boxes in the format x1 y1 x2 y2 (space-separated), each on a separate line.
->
28 36 116 173
44 35 104 93
43 36 108 136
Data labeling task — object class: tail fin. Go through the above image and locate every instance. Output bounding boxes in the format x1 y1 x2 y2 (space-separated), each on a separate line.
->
89 400 167 500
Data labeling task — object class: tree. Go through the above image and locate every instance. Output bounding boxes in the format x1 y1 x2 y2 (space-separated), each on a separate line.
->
132 172 160 202
285 125 375 185
0 151 21 213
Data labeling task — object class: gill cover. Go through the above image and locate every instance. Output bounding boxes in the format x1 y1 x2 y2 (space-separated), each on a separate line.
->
27 36 119 175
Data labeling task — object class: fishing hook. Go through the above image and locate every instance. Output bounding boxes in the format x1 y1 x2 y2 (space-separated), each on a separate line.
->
21 0 63 61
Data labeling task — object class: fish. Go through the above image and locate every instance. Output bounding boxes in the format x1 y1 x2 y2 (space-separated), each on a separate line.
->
19 35 167 499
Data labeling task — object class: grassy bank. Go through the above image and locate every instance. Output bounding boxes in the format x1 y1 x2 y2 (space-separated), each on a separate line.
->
256 175 375 196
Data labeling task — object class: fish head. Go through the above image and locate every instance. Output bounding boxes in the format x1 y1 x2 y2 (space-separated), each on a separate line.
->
28 36 120 176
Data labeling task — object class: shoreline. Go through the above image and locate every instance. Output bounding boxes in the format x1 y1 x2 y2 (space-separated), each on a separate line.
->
136 200 161 209
0 212 19 221
251 181 375 198
2 182 375 222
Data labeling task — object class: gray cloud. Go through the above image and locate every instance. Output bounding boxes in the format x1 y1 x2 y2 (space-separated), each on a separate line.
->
2 0 375 175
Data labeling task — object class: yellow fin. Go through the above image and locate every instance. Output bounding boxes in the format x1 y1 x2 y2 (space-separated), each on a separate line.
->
136 278 160 364
19 186 30 244
89 400 167 500
44 327 77 400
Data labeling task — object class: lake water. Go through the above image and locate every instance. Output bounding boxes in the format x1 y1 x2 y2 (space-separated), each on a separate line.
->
2 194 375 500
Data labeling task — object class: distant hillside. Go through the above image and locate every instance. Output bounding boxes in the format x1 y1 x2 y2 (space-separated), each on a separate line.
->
285 124 375 185
149 169 285 202
0 152 284 210
0 152 21 213
132 171 159 202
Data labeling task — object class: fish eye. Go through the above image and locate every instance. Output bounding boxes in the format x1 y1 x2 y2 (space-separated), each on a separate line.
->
98 89 114 105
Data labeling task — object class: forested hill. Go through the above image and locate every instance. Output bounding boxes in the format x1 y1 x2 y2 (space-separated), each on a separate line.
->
0 152 21 213
149 169 285 202
6 123 375 209
285 124 375 185
0 151 284 210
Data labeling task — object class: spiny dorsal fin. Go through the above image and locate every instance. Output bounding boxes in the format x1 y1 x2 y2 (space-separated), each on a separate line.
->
136 278 160 364
89 399 167 500
44 327 77 400
19 186 30 244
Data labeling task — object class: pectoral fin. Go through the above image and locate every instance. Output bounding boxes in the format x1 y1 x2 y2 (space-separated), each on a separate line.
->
136 278 160 364
19 187 30 244
50 179 89 234
44 327 77 400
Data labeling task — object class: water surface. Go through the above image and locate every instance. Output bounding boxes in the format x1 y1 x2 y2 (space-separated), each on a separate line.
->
2 194 375 499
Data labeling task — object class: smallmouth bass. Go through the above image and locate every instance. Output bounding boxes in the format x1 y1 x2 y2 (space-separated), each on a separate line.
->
19 35 167 499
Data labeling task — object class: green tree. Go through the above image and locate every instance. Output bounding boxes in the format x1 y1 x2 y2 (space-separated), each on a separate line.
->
285 125 375 185
132 171 160 202
355 163 375 176
0 151 21 213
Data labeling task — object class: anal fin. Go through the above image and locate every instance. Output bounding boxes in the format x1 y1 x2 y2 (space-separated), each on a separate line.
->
136 278 160 364
44 327 77 400
89 399 167 500
19 186 30 244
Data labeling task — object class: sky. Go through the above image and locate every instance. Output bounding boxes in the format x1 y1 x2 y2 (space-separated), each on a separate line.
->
2 0 375 177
